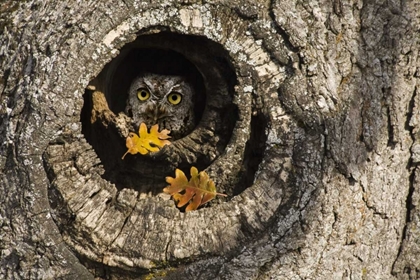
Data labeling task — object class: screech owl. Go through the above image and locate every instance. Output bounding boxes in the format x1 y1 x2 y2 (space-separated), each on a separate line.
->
126 73 196 139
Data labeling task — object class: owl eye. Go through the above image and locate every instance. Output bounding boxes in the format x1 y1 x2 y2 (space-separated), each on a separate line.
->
137 89 150 101
167 92 182 105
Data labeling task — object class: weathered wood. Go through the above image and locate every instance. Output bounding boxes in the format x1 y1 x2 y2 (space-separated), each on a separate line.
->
1 0 419 279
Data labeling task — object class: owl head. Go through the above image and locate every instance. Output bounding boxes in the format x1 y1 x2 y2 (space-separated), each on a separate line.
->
126 73 196 139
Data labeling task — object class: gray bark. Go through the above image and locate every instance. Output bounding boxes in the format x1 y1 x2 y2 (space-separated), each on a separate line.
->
1 0 419 279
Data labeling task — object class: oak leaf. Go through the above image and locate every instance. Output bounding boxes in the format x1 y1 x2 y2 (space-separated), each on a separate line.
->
164 167 227 211
122 123 171 159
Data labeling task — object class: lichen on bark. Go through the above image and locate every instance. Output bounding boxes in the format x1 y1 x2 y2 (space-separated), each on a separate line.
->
1 0 420 279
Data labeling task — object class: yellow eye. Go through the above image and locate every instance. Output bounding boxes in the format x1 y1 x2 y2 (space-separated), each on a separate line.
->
137 89 150 101
167 92 182 105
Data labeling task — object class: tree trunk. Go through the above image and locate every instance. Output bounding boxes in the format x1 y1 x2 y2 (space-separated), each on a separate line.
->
1 0 419 279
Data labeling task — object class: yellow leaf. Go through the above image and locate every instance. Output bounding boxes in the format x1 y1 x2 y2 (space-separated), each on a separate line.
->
122 123 171 159
163 167 227 211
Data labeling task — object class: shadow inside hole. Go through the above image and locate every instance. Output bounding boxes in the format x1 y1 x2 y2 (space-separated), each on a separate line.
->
80 32 238 194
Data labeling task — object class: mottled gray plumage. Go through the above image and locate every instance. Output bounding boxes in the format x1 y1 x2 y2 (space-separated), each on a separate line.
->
126 73 196 139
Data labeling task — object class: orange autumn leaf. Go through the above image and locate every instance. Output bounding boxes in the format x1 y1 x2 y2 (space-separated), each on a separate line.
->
164 167 227 211
122 123 171 159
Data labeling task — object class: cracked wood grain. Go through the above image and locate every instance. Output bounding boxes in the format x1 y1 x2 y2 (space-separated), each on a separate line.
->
1 0 420 279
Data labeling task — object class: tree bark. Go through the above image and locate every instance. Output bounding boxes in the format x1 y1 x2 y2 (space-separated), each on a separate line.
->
1 0 419 279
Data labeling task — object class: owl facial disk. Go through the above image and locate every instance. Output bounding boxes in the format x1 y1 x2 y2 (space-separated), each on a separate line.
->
137 88 151 101
167 92 182 105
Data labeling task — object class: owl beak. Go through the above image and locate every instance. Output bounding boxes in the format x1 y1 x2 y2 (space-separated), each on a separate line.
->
146 105 167 124
152 115 158 124
156 107 168 122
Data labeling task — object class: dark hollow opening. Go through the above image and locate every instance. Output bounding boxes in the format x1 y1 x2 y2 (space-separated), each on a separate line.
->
80 32 238 194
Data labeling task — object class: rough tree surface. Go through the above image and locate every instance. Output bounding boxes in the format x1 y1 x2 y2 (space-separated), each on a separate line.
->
1 0 419 279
